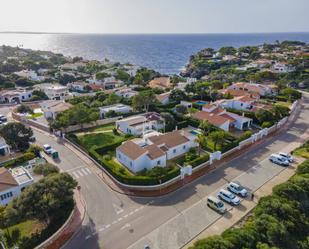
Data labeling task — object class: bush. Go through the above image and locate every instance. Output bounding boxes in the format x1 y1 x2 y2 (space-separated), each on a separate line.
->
186 154 210 168
16 104 33 114
261 121 274 128
238 131 253 142
33 163 59 176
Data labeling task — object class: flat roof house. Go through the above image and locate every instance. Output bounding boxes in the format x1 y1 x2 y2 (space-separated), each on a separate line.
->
0 89 33 103
35 83 69 100
99 104 133 119
116 112 164 135
116 130 197 173
0 166 33 206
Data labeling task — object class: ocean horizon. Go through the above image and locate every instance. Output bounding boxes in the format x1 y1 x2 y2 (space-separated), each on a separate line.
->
1 32 309 74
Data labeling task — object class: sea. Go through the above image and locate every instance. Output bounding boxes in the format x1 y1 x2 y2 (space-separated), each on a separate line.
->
0 32 309 75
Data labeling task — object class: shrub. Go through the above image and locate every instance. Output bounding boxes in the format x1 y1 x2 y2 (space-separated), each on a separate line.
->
261 121 274 128
2 152 36 168
33 163 59 176
238 131 253 142
186 153 210 168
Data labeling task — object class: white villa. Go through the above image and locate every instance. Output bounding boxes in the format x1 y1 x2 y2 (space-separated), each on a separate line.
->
0 89 33 103
40 100 73 119
116 130 197 173
226 82 276 96
0 166 33 206
273 62 296 73
193 103 253 131
35 83 69 100
99 104 133 119
116 112 164 135
14 70 44 82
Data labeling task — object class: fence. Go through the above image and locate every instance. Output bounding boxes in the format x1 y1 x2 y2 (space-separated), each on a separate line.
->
12 111 50 132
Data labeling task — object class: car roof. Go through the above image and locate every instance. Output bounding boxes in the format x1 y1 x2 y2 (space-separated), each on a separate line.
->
220 189 233 195
207 196 220 202
230 182 240 187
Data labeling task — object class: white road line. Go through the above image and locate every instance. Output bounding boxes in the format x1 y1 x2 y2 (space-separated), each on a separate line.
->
99 227 105 232
118 217 123 221
81 168 89 175
77 170 84 177
105 224 111 228
124 214 128 218
112 220 117 225
72 172 79 179
85 168 91 174
85 235 91 240
129 211 134 216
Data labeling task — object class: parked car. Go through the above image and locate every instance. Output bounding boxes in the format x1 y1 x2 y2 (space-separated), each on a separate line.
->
207 196 227 214
0 115 7 123
269 154 289 166
227 182 248 197
278 152 294 163
43 144 53 154
218 189 240 205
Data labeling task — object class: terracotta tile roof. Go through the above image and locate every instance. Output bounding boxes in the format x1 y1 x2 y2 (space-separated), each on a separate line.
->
219 113 236 122
156 92 170 102
0 168 18 192
148 130 189 148
117 141 147 160
149 77 171 89
88 84 103 91
193 111 230 126
235 95 256 102
210 107 225 115
145 144 166 160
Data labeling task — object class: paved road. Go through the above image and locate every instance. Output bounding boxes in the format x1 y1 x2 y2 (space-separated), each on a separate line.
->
14 92 309 249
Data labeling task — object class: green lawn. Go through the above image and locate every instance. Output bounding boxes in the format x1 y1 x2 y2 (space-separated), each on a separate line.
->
76 131 125 151
293 141 309 159
27 113 43 119
275 101 292 108
7 219 44 238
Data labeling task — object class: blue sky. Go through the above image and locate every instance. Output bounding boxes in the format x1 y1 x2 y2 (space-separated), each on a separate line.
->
1 0 309 33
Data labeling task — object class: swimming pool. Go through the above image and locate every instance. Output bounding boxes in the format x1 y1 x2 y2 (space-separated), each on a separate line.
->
194 100 208 105
190 130 201 135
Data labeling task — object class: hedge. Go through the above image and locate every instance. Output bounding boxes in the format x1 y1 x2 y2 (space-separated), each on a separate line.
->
186 153 210 168
89 147 180 185
1 152 36 168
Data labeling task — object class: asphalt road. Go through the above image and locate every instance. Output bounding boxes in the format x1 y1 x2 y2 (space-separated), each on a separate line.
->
12 92 309 249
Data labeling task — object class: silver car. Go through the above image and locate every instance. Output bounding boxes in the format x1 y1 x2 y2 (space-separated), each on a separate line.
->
218 189 240 205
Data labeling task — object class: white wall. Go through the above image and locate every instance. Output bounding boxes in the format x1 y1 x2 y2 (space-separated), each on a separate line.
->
219 121 230 131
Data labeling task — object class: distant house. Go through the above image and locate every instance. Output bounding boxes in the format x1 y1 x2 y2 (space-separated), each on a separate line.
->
0 137 10 156
68 81 88 92
99 104 133 119
220 95 256 111
35 83 69 100
156 92 171 105
87 76 121 90
226 82 276 96
116 130 197 173
114 87 138 99
248 59 273 69
14 70 44 82
149 77 171 90
0 166 33 206
193 111 230 131
0 89 33 103
116 112 164 135
273 62 296 73
40 100 73 119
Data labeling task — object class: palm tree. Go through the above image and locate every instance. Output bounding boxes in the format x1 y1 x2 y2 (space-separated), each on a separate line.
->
199 120 211 136
209 131 225 151
195 134 206 156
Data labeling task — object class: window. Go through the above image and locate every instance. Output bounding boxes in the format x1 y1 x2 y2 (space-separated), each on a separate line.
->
240 103 243 106
22 96 25 99
183 145 186 150
157 160 161 165
130 161 132 167
118 154 121 159
173 149 176 153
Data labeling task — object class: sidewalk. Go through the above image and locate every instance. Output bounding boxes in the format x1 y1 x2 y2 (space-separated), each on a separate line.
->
183 158 301 248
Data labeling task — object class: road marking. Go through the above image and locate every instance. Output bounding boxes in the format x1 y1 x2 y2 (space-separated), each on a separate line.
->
77 170 84 177
105 224 111 228
81 168 89 175
65 166 84 172
99 227 105 232
112 220 117 225
85 235 91 240
72 172 79 179
124 214 128 218
129 211 134 215
118 217 123 221
85 168 91 174
113 203 124 215
120 223 131 230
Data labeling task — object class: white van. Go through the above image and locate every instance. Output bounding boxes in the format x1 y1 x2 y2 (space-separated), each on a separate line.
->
269 154 289 166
